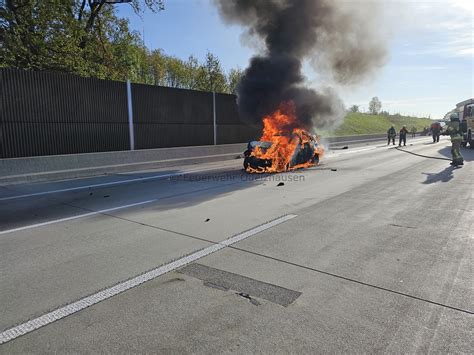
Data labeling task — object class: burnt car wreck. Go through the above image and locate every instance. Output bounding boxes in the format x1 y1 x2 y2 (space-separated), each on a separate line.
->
243 130 321 173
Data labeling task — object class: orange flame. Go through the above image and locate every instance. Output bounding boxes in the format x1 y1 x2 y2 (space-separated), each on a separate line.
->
246 101 324 173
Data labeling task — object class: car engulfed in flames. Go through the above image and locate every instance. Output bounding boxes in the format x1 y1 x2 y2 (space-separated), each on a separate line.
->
243 102 324 173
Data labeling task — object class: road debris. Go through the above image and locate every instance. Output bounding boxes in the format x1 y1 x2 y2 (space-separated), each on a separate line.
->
237 292 260 306
277 182 285 186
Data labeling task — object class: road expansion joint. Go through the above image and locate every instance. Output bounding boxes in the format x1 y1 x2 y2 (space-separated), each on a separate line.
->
0 214 297 344
226 245 473 316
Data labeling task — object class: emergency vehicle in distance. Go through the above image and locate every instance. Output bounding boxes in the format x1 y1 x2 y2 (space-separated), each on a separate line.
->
455 98 474 148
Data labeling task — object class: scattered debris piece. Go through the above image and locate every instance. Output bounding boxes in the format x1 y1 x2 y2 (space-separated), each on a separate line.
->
341 146 349 149
103 195 110 198
389 223 416 229
331 168 337 172
277 182 285 186
89 192 93 196
205 218 210 222
249 298 260 306
162 277 185 284
237 292 260 306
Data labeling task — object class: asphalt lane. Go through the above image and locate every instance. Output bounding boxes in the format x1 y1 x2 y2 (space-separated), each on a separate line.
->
0 137 472 352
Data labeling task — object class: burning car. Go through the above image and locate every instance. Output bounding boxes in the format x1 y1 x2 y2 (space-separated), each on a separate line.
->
244 131 321 173
243 102 324 173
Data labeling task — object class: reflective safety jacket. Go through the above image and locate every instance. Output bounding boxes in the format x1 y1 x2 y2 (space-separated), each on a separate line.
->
445 121 463 142
387 127 396 137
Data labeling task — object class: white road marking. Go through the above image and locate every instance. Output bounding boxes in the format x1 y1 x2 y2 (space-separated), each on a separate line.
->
0 200 156 236
0 166 233 202
0 214 297 344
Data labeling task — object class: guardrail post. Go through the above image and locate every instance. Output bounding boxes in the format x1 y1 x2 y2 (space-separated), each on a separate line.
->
126 80 135 150
213 91 217 145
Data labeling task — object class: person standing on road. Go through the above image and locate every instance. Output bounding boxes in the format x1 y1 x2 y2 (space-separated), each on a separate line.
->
399 125 408 146
387 126 396 145
411 126 417 138
444 113 464 166
431 123 441 143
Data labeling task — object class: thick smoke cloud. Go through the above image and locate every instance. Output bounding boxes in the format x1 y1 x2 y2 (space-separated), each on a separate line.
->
214 0 388 130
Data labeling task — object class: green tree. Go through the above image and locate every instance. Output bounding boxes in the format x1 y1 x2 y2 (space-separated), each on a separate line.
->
1 1 164 79
369 96 382 115
1 1 244 94
77 0 164 49
227 67 242 95
196 51 228 93
147 49 166 85
349 105 359 113
163 56 188 88
1 1 87 72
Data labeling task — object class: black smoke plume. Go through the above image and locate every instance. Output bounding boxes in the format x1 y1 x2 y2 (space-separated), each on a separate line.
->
214 0 387 130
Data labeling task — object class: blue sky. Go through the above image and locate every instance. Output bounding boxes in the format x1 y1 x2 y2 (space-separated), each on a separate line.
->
118 0 473 119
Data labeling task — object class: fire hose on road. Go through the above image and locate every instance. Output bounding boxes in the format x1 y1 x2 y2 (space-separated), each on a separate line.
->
395 147 451 161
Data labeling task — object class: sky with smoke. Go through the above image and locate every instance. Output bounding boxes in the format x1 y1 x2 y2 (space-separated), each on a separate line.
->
118 0 473 119
212 0 391 129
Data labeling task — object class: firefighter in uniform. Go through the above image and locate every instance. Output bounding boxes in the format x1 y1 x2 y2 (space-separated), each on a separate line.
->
387 126 396 145
399 125 408 146
444 113 464 166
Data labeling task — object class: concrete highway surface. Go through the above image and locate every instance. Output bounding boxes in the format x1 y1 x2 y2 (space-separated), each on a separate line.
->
0 136 472 353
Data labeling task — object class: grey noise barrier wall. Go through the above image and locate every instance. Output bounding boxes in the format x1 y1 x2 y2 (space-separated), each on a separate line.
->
0 68 261 159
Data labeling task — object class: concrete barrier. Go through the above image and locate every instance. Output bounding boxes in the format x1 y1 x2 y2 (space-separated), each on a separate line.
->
0 143 247 185
0 134 392 185
323 134 386 144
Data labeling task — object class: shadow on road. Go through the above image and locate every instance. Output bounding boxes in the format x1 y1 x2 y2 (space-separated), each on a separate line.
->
438 145 474 162
422 166 456 184
1 165 305 229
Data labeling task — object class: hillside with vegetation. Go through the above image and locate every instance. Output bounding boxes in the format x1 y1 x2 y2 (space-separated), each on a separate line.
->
319 112 433 137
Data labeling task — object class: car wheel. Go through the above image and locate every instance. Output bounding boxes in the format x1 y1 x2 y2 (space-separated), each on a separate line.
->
243 158 250 170
312 154 319 164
